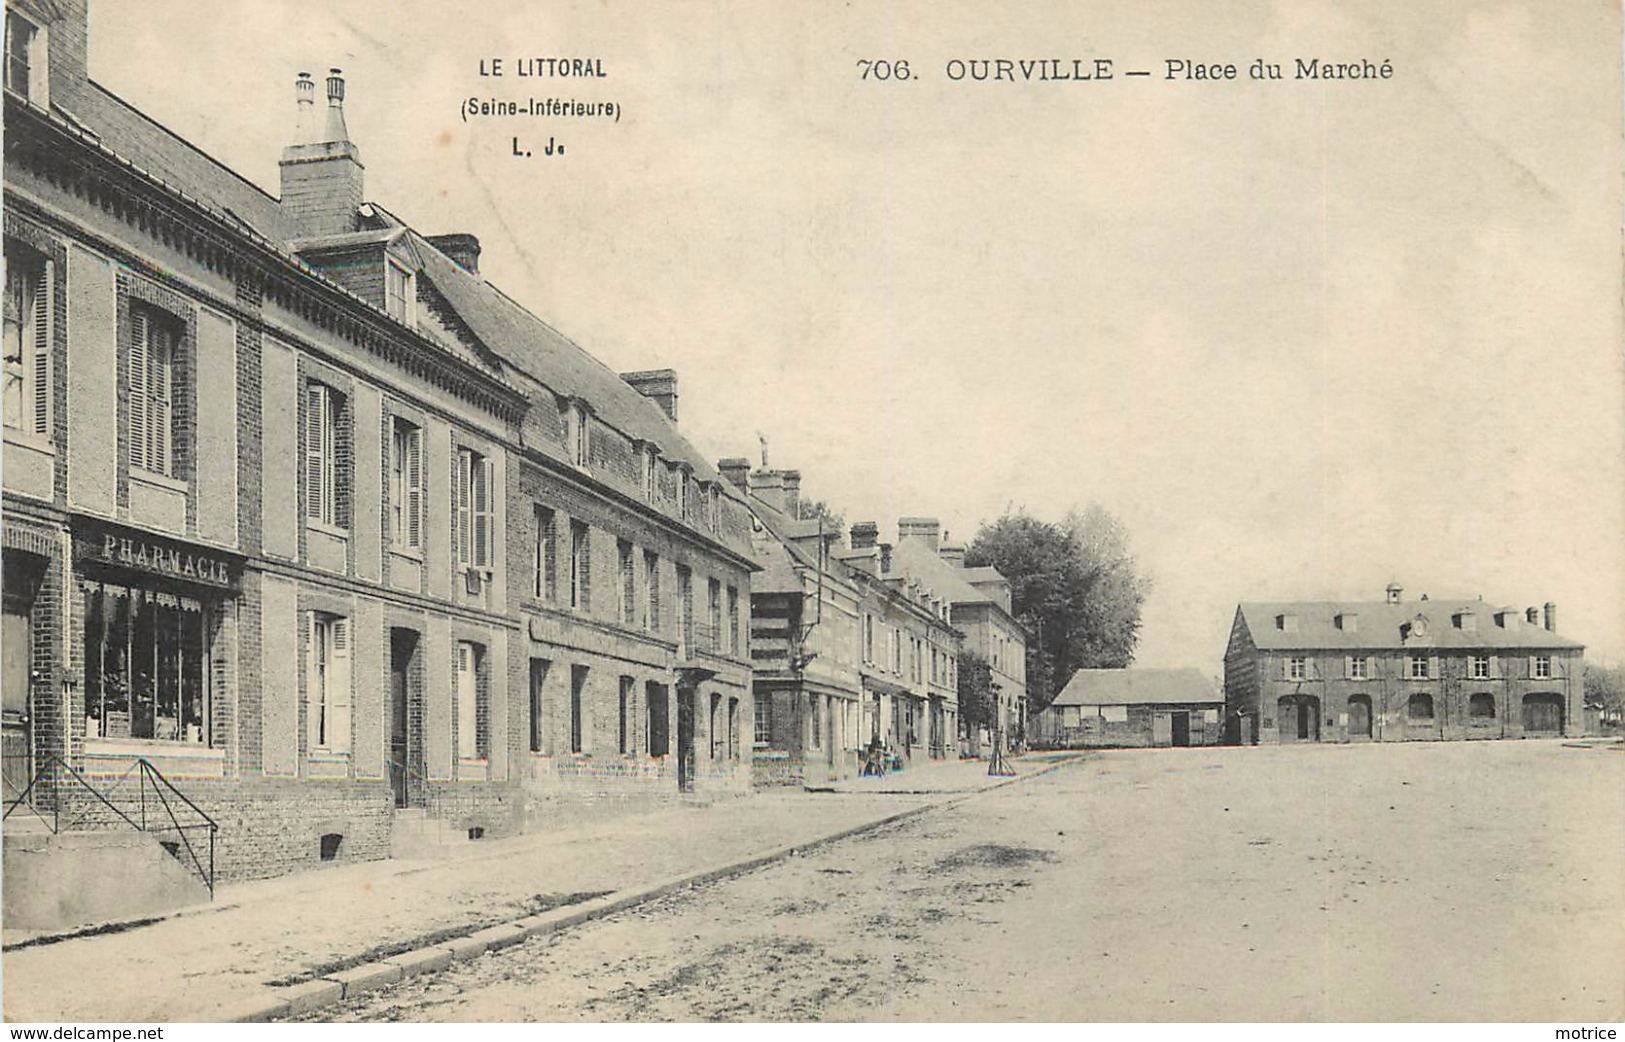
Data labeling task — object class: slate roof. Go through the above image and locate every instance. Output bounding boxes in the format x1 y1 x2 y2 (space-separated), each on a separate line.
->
1051 668 1220 707
889 540 992 606
1236 601 1584 651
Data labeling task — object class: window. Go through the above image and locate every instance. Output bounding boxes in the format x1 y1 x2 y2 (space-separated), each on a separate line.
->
83 584 210 745
1407 692 1434 720
533 506 556 600
618 539 635 625
708 578 721 651
709 484 721 531
384 259 413 323
569 520 590 610
709 692 722 758
569 664 588 753
389 418 423 551
1287 655 1307 681
727 697 739 759
754 695 772 747
4 9 46 104
1532 655 1552 680
528 658 550 753
1347 656 1369 680
455 641 482 759
1470 655 1491 681
1469 693 1496 719
890 628 902 674
810 694 821 749
454 446 494 570
309 613 353 752
642 446 657 501
677 565 693 654
3 242 49 436
618 676 634 754
862 614 875 664
565 402 590 467
726 586 739 655
676 469 690 518
646 682 669 756
643 550 660 632
132 307 181 478
1408 655 1430 680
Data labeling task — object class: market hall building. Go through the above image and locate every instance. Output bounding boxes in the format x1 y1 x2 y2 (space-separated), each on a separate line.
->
1223 585 1587 745
2 0 755 925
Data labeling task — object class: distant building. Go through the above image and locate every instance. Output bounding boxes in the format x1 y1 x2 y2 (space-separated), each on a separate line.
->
1033 668 1221 748
1223 585 1586 744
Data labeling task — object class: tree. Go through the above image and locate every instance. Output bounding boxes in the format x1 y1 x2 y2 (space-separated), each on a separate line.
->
796 498 844 531
957 650 995 734
965 505 1151 711
1584 662 1624 730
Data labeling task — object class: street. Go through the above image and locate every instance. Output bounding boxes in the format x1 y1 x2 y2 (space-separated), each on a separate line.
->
294 741 1624 1022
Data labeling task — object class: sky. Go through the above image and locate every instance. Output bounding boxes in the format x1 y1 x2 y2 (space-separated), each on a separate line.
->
87 0 1624 673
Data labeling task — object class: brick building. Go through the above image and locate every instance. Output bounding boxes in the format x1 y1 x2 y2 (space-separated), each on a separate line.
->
1 0 754 916
888 521 1027 751
1032 668 1221 748
1223 585 1587 745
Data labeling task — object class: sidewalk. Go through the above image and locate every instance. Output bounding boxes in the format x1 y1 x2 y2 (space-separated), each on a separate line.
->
2 754 1077 1023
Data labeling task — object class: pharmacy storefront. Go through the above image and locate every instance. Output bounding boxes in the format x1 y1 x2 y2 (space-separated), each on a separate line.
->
71 521 240 777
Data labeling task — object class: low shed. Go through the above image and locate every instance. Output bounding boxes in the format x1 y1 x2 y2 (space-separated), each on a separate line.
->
1034 668 1222 748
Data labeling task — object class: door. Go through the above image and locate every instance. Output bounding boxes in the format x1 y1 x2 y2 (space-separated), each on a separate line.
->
676 689 696 791
1347 695 1373 740
2 605 31 799
1522 693 1564 735
1152 712 1172 746
1170 711 1190 747
1277 696 1320 743
388 630 414 808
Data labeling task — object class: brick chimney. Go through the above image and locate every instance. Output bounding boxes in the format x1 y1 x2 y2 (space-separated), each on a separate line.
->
939 543 966 565
879 542 893 574
1542 603 1556 632
280 69 365 237
426 233 481 274
621 369 678 423
716 458 750 491
781 470 801 520
850 522 878 550
747 470 785 514
897 517 941 553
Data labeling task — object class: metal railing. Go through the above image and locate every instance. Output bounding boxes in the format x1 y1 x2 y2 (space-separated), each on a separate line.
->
386 757 443 822
3 754 219 897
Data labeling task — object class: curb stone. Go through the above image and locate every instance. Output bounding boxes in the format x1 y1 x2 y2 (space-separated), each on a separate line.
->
253 755 1085 1020
323 961 403 999
219 992 292 1024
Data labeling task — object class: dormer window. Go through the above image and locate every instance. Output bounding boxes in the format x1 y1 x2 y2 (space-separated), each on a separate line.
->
384 258 414 324
1276 613 1298 633
676 467 690 517
641 444 658 502
708 483 721 531
4 10 48 106
1335 612 1357 633
565 401 590 468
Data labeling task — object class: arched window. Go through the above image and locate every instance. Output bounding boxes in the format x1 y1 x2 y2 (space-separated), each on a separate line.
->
1407 693 1434 720
1469 693 1496 719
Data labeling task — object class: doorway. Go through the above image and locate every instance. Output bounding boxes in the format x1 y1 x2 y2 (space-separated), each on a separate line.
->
1277 695 1320 743
1170 711 1190 747
388 629 418 809
1347 694 1373 741
676 687 696 792
1522 693 1564 735
2 601 32 799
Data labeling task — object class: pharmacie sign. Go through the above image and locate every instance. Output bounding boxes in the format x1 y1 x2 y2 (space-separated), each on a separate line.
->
74 524 239 591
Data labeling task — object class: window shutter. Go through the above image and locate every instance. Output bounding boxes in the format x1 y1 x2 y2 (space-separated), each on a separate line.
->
1527 655 1536 679
305 384 326 520
303 611 318 751
1428 655 1439 681
30 262 49 437
129 310 149 471
405 427 422 549
1343 655 1353 679
474 456 494 569
1490 655 1501 680
329 617 352 753
454 449 471 567
1280 657 1291 680
149 330 170 476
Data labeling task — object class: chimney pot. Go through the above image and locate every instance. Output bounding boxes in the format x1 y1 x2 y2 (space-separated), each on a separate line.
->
781 469 801 519
281 65 363 236
1543 602 1557 632
747 469 786 514
1525 606 1540 625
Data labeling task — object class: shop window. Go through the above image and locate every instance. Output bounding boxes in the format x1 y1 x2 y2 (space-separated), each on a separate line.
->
1469 693 1496 719
131 306 181 478
456 641 484 759
389 417 423 551
454 446 494 572
1407 693 1434 721
3 241 51 437
308 612 352 752
83 583 210 745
